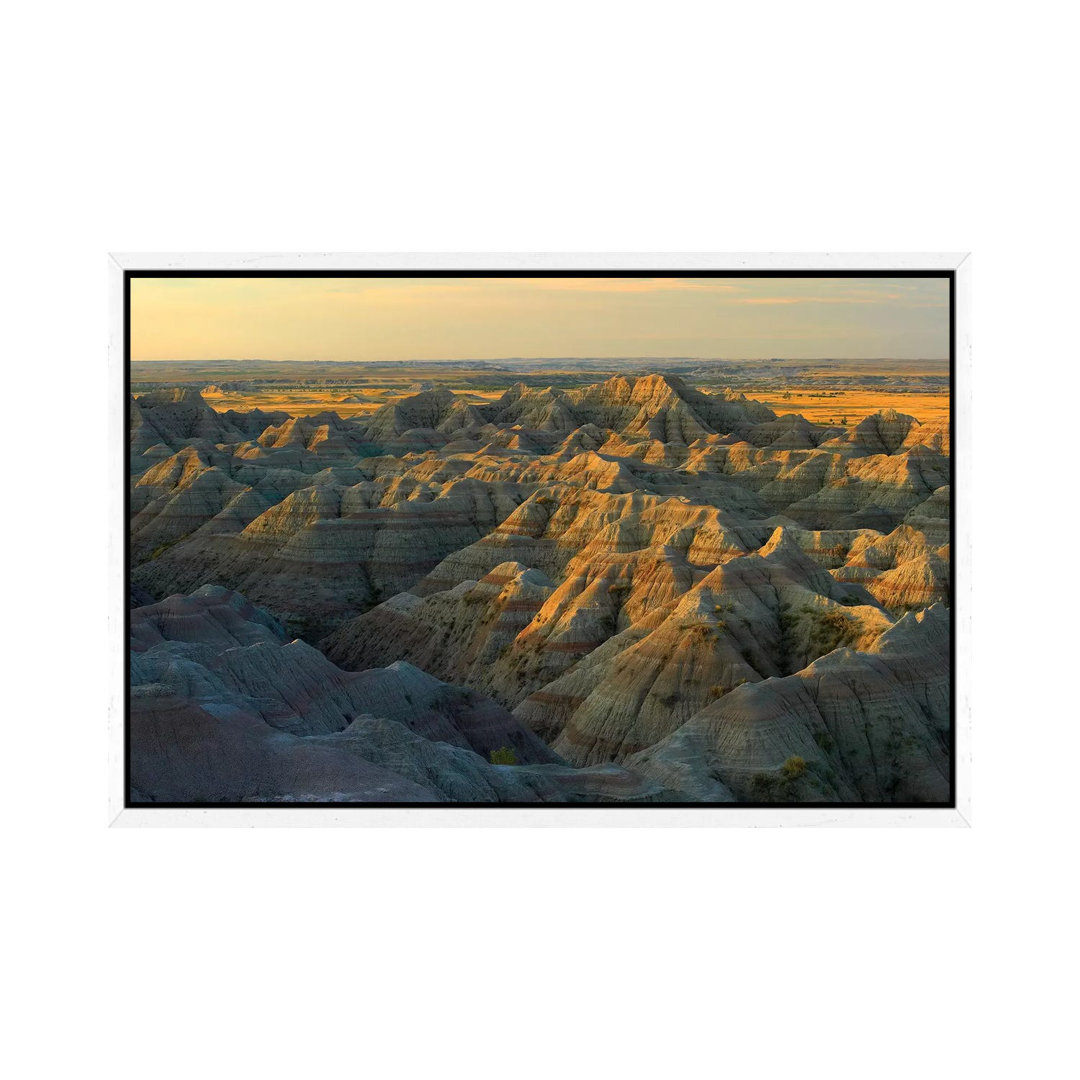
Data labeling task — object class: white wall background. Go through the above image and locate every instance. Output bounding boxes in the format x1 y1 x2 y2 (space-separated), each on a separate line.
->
4 2 1074 1078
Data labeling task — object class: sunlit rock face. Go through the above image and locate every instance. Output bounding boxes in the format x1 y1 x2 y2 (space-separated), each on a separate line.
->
129 373 951 804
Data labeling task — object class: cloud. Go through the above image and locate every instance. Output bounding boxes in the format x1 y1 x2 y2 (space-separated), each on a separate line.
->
313 277 742 307
318 277 736 298
523 278 737 294
734 294 903 305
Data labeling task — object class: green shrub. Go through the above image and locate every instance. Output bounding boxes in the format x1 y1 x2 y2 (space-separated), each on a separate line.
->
809 608 858 652
489 746 518 765
780 755 807 780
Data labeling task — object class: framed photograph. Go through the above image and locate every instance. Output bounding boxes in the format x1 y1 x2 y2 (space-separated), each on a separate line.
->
110 253 969 826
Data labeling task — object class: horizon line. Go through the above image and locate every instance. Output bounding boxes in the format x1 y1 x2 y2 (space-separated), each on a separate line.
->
131 355 950 364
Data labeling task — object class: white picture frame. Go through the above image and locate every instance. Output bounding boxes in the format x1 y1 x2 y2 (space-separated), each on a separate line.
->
110 252 971 827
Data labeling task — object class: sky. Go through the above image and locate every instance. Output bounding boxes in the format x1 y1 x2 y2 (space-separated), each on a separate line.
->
130 276 949 362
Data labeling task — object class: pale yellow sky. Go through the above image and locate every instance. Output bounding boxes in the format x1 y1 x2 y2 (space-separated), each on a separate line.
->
130 276 949 361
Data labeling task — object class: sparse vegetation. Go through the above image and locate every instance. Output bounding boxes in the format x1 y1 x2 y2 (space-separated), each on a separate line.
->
815 608 858 650
148 538 181 561
781 755 807 780
748 757 810 801
750 772 775 794
489 746 518 765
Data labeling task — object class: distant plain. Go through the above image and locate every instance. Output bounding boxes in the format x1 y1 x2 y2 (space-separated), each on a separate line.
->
133 357 950 428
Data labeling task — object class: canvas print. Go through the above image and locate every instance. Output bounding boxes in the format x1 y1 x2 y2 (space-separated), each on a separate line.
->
127 271 952 806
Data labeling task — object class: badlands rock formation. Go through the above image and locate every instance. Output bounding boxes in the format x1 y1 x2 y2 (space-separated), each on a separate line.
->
131 586 673 803
129 376 951 803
